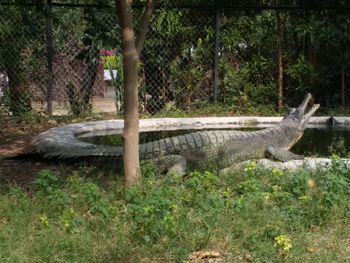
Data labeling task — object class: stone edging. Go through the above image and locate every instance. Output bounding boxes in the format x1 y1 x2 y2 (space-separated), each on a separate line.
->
33 116 349 159
219 157 350 174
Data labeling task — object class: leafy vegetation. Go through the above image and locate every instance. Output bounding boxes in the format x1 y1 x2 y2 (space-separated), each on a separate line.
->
1 159 349 262
2 2 350 115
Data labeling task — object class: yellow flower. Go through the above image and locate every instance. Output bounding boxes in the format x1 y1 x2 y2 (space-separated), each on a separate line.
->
271 185 282 193
244 161 257 172
271 168 283 177
274 235 292 251
39 215 49 227
299 195 312 202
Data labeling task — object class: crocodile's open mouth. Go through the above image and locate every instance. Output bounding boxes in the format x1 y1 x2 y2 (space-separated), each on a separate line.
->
297 93 320 130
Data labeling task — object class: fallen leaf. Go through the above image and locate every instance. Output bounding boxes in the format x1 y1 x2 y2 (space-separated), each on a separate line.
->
189 250 222 262
307 247 320 253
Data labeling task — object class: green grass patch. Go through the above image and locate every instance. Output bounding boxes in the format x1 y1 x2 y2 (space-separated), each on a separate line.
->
0 160 350 262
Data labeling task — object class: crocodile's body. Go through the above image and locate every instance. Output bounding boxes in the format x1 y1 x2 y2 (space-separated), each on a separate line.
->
135 94 319 173
33 94 319 173
139 126 299 172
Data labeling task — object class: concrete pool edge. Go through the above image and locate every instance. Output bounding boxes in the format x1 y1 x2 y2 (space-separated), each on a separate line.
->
221 157 350 173
33 116 350 162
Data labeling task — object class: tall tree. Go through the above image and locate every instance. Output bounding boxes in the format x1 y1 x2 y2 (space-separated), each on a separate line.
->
0 3 40 115
115 0 156 187
67 3 112 116
276 10 284 111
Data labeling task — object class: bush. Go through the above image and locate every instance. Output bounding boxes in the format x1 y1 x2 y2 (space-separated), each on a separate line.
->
101 55 120 70
1 163 350 262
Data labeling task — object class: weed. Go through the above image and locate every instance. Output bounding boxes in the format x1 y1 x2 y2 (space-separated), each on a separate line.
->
328 136 349 157
33 170 61 194
59 208 82 234
274 235 292 251
0 164 350 262
39 214 50 228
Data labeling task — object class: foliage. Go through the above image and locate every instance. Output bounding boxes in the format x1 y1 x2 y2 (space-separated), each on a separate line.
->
274 235 292 252
102 55 119 70
2 3 350 115
327 136 349 157
152 102 187 117
106 56 124 112
220 13 278 110
1 159 350 262
285 55 318 100
34 169 61 194
142 7 214 112
170 32 214 109
0 4 44 115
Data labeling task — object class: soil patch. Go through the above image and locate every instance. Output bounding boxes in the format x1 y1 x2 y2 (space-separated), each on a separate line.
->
0 118 58 158
0 117 65 185
0 157 61 187
0 115 118 186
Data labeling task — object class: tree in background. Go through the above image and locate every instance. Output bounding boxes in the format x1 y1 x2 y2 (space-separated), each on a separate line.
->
312 10 350 107
0 2 44 115
142 7 214 112
219 10 278 112
65 6 102 116
64 2 120 115
276 9 284 111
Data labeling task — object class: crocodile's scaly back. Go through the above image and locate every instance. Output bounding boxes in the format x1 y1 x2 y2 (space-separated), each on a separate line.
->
139 130 226 159
137 124 293 169
33 94 319 173
136 94 319 172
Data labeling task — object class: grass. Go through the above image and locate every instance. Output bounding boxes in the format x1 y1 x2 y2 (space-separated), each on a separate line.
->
0 158 350 262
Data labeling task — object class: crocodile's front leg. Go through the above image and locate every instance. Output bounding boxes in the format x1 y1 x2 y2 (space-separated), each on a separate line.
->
267 146 304 162
155 155 187 175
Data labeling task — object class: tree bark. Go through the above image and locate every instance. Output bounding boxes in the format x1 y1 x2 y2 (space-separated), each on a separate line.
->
80 46 100 112
276 11 284 111
5 49 31 115
66 47 99 116
116 0 141 187
115 0 157 186
45 0 54 115
341 63 346 107
135 0 156 56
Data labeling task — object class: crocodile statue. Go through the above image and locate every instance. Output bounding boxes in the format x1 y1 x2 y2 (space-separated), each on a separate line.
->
141 93 319 173
33 94 319 173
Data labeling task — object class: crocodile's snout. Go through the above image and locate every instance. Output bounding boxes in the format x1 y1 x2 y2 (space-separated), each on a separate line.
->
297 94 319 130
284 94 320 131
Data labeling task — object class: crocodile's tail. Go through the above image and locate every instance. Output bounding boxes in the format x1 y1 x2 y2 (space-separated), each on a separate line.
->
56 144 124 159
35 139 123 159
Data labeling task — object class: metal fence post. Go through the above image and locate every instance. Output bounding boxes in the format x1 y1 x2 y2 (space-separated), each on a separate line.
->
213 8 221 103
45 0 54 115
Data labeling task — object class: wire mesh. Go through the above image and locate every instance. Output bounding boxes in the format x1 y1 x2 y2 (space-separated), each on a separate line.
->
0 4 215 116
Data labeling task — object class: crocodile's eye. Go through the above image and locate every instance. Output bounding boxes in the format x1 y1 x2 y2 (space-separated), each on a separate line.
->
288 108 296 114
283 108 296 119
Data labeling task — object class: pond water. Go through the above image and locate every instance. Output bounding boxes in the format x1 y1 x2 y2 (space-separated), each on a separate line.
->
81 126 350 157
292 126 350 156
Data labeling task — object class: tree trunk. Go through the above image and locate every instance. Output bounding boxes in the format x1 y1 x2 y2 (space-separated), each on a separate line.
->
45 0 54 115
80 46 100 113
116 0 141 187
341 63 346 107
276 11 284 111
5 50 31 115
67 46 100 116
135 0 156 55
115 0 156 186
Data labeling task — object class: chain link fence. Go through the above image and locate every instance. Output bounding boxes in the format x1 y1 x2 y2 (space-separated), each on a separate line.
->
0 3 216 116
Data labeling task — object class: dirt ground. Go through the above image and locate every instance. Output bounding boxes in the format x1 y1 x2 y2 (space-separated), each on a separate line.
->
0 113 120 186
0 117 60 185
0 116 63 157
